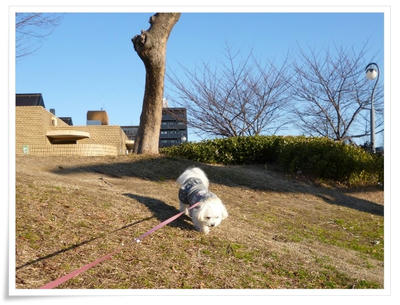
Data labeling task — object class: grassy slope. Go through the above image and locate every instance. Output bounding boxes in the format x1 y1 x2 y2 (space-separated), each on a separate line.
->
15 155 384 289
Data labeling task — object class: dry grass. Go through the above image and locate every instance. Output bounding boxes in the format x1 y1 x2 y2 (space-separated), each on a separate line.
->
15 154 384 289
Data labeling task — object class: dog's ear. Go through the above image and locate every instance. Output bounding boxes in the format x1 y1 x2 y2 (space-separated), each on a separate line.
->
220 202 228 220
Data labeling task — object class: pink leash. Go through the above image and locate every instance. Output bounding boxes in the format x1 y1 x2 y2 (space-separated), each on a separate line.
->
39 201 201 289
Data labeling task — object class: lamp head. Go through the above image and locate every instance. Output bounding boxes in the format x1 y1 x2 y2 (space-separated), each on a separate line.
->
365 63 379 80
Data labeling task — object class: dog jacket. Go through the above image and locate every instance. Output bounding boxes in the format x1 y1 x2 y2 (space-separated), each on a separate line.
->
179 177 217 207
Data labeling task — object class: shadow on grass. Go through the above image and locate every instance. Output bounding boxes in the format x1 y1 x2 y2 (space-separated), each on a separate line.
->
16 191 195 271
123 193 194 231
51 155 383 216
16 216 154 270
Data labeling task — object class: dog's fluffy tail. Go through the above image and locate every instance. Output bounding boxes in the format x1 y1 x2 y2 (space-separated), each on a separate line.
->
177 167 209 189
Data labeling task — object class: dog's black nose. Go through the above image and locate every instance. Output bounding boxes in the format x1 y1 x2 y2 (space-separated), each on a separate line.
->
210 224 215 227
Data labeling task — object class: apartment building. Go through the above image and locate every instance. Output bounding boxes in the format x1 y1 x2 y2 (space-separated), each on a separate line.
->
159 107 187 147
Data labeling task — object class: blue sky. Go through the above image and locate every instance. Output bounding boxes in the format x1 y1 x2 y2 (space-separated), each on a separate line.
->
15 12 384 144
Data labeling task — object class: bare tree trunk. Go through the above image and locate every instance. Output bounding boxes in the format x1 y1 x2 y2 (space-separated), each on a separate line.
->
132 13 180 154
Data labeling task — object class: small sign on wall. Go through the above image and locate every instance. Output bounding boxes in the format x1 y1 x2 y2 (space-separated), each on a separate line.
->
22 145 29 154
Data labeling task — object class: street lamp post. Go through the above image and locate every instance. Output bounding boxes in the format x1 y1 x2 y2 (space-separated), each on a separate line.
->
365 62 380 154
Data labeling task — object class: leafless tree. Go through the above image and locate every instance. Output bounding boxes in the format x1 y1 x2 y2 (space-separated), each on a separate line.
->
290 44 383 143
132 13 181 154
166 48 293 138
16 13 62 58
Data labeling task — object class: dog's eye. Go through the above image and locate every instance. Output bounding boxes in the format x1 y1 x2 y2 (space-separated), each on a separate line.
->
206 217 211 220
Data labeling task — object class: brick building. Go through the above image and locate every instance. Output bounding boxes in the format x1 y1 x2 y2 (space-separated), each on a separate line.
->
16 94 130 156
15 94 186 156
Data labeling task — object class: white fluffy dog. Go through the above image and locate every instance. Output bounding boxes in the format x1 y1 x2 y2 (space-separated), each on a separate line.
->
177 167 228 234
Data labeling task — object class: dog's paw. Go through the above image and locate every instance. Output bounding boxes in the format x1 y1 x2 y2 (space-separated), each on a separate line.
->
200 226 210 234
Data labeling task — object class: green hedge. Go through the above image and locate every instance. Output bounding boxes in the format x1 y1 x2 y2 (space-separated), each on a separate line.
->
160 136 383 185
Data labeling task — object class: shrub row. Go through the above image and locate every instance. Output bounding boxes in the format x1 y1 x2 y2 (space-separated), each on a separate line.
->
160 136 383 185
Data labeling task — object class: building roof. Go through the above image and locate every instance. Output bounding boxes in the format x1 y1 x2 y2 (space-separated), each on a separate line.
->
162 107 187 123
162 107 186 113
16 93 45 107
87 110 109 125
59 117 73 126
